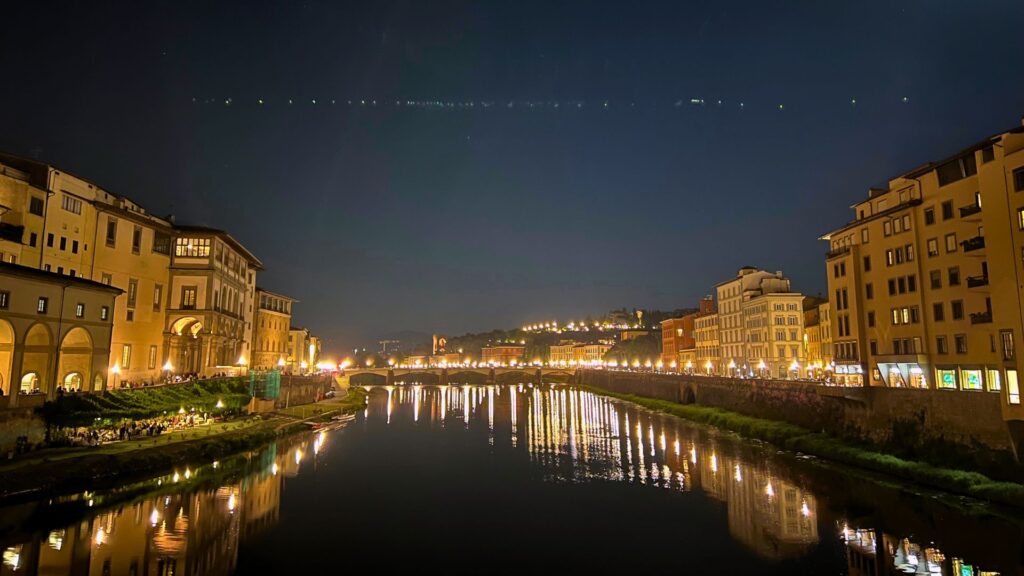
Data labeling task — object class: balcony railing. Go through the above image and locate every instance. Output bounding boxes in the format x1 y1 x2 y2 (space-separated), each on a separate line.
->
959 203 982 218
0 222 24 243
961 236 986 252
970 311 993 325
966 275 989 288
826 245 852 259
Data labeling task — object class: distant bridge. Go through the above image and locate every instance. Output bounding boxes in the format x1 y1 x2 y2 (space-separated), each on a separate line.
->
335 366 577 387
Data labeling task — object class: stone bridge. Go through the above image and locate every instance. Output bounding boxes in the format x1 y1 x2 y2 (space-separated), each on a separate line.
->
335 366 576 387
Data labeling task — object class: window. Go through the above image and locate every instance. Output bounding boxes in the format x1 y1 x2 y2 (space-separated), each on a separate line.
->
182 286 198 309
989 370 1002 392
927 238 938 257
933 302 945 322
126 309 134 322
886 249 895 266
948 267 960 286
132 226 142 254
1014 167 1024 192
100 306 109 321
945 233 957 253
869 340 878 355
907 275 916 292
924 207 935 225
46 233 54 248
106 218 117 247
930 270 941 289
962 369 983 391
56 266 63 275
941 200 954 220
175 237 211 257
951 300 964 320
75 303 84 318
936 336 948 354
902 214 911 231
149 345 158 370
72 240 79 254
121 344 132 371
154 284 163 311
101 273 112 285
955 334 967 354
861 228 869 243
863 256 871 272
937 369 957 389
1001 330 1016 361
867 311 875 327
866 283 874 299
29 196 44 216
153 231 171 255
888 279 896 296
897 277 906 294
883 220 892 236
1018 207 1024 231
1008 371 1020 405
905 244 914 261
37 297 48 314
0 291 8 309
29 232 37 247
61 194 82 214
127 278 138 307
982 146 994 163
59 236 66 251
936 155 977 187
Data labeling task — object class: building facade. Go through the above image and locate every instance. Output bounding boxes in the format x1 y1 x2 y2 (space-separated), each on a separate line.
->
741 292 806 379
716 267 794 375
481 345 525 366
0 262 121 406
821 121 1024 416
694 311 720 374
251 288 294 371
167 228 263 376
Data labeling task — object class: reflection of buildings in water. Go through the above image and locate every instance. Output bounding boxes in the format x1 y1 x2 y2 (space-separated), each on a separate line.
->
841 526 999 576
4 449 290 576
384 384 822 560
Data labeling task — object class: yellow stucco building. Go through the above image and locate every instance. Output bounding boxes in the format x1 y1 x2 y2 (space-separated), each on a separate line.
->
822 120 1024 421
252 288 294 370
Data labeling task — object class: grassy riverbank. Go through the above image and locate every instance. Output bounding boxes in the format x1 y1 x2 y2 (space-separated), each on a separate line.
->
0 388 368 502
581 385 1024 508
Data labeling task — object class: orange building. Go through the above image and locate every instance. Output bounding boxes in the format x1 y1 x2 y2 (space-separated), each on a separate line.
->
481 345 525 366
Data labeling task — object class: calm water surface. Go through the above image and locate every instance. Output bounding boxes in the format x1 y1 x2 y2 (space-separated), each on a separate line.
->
1 384 1021 575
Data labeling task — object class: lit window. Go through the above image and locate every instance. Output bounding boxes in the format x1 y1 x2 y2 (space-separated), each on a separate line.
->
37 297 48 314
936 369 957 390
75 303 84 318
175 237 211 257
1008 370 1020 405
961 369 983 391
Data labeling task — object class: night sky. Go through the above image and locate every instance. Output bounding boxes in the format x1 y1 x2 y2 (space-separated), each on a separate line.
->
2 1 1023 353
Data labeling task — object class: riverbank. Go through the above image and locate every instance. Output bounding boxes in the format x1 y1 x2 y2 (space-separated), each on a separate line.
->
580 384 1024 509
0 389 367 502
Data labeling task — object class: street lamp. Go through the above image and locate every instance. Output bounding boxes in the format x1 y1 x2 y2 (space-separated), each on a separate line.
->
163 360 174 383
110 364 121 390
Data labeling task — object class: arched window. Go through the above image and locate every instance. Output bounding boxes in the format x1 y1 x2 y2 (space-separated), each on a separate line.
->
63 372 83 391
20 372 40 394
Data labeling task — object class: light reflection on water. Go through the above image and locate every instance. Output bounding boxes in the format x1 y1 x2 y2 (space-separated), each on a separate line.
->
0 384 1016 575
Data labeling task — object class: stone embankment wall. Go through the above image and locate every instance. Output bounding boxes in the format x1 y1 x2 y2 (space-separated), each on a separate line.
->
276 374 332 408
0 407 46 455
577 370 1021 474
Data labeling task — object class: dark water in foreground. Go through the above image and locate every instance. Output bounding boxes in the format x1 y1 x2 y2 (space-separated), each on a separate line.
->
1 384 1021 575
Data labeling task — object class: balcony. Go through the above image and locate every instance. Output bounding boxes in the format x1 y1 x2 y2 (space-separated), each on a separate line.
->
958 203 982 218
970 311 993 325
826 245 851 259
961 236 986 253
966 275 989 288
0 222 24 243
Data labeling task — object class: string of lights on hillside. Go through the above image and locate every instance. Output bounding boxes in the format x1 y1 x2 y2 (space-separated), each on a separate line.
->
192 96 914 111
521 320 643 333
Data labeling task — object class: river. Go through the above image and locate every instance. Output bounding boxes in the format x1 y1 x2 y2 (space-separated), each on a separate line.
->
0 384 1020 575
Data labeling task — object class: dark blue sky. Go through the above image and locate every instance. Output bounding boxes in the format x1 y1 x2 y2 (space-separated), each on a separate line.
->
2 1 1023 353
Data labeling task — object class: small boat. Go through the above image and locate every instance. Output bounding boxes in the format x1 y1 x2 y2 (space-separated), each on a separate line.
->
331 414 356 423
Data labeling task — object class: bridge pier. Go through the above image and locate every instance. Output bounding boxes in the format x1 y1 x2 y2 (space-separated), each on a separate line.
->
534 368 542 384
487 368 496 384
386 369 395 386
440 368 448 386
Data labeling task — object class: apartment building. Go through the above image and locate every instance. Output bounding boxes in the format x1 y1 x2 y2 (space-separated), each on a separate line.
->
821 120 1024 420
251 288 294 370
